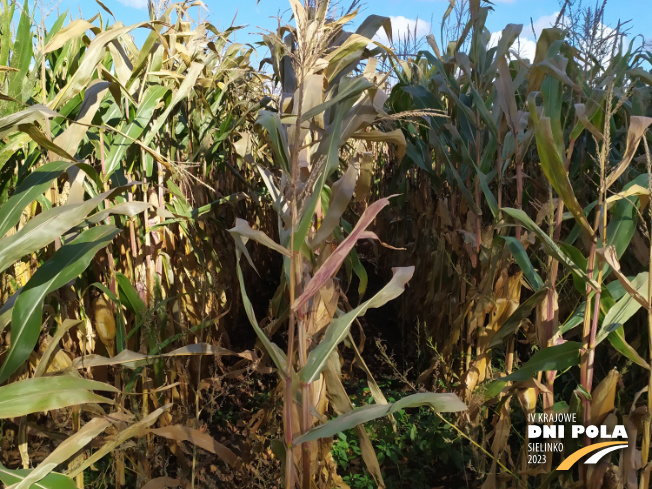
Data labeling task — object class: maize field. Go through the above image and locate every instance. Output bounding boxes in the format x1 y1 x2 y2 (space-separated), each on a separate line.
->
0 0 651 488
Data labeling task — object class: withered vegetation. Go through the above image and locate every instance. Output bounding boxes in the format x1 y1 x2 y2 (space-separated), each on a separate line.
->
0 0 652 488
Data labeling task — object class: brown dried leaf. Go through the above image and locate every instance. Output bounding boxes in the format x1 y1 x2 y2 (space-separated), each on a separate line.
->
141 477 182 489
149 425 240 467
605 116 652 189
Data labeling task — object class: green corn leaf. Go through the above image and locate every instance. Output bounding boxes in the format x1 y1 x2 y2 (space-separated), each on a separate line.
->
501 207 599 290
0 161 72 238
324 33 375 82
293 392 466 445
229 218 291 274
300 266 414 384
257 110 291 172
0 1 16 71
531 115 594 240
608 327 650 370
7 0 32 101
0 376 116 418
559 243 589 294
142 62 204 149
0 465 77 489
470 85 498 140
560 302 587 335
0 187 125 275
0 290 17 333
486 342 581 398
597 272 649 345
234 248 288 373
115 272 147 316
502 237 544 290
294 114 344 251
0 105 60 139
606 173 650 260
356 15 391 43
51 21 155 109
104 84 169 177
0 226 120 383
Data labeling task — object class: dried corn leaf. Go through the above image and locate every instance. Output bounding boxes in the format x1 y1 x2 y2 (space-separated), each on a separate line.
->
149 425 240 467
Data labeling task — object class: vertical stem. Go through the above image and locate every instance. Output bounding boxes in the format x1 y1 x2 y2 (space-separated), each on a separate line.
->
514 135 522 240
17 417 28 469
285 47 307 489
586 197 606 395
285 293 296 489
143 157 153 308
72 408 84 489
142 377 151 462
580 180 603 440
299 308 311 489
580 241 596 422
115 368 125 486
497 141 503 210
128 191 138 259
640 137 652 489
475 125 481 254
505 338 514 374
582 93 608 429
156 160 164 279
475 177 481 254
100 129 118 300
585 283 602 390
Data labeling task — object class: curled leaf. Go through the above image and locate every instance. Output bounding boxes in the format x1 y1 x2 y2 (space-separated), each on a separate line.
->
294 196 395 311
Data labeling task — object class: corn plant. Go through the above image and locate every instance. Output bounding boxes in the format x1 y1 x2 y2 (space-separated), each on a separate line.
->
0 1 266 487
230 1 466 487
2 0 652 487
378 0 652 486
